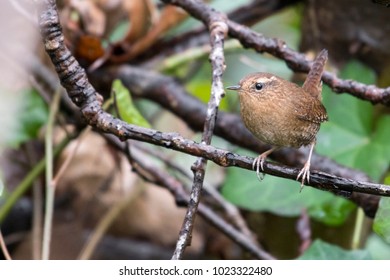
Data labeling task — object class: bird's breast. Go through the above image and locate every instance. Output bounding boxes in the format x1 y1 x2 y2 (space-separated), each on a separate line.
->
239 93 319 148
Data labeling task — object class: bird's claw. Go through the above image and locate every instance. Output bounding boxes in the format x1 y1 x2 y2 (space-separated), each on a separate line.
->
297 163 310 192
252 155 266 181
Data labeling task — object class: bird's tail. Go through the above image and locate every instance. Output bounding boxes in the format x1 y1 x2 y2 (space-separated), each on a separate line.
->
302 49 328 100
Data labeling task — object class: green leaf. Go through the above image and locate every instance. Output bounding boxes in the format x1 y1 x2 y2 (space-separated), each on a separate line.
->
372 156 390 245
222 161 354 226
366 233 390 260
317 61 390 245
317 61 389 181
298 239 371 260
373 197 390 244
108 21 129 43
8 89 49 146
186 66 230 111
111 79 151 128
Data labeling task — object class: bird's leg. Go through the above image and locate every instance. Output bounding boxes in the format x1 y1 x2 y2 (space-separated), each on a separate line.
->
297 141 315 192
252 147 277 181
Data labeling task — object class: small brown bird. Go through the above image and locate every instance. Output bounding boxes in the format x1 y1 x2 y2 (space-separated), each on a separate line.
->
227 50 328 189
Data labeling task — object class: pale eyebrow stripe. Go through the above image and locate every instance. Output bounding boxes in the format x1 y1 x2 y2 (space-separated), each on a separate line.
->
256 76 277 84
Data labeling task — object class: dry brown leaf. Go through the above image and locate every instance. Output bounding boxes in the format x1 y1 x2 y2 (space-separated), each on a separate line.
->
122 0 151 43
109 4 188 63
55 130 205 252
74 34 105 63
127 5 188 57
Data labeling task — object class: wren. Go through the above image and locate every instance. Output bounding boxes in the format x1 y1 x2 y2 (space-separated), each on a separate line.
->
227 49 328 189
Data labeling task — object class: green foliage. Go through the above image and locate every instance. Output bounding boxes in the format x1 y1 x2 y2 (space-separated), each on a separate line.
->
8 89 49 146
186 72 230 111
108 21 129 44
372 171 390 245
317 61 389 181
373 196 390 244
366 233 390 259
111 79 151 128
222 163 354 226
317 61 390 246
252 5 301 49
298 239 371 260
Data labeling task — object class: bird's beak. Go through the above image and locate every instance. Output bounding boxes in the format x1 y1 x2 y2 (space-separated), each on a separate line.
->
226 85 241 91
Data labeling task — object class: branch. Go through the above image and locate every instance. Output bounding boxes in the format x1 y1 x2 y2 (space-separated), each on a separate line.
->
172 12 228 259
97 126 390 197
105 135 275 260
143 0 301 66
132 143 256 241
161 0 390 105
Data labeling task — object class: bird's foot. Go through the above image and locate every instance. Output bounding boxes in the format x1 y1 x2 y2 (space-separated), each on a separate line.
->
252 147 277 181
252 155 266 181
297 162 310 192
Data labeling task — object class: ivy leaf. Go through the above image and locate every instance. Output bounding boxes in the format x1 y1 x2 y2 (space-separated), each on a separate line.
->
366 233 390 259
316 61 390 245
222 163 354 226
111 79 151 128
373 197 390 244
317 61 389 181
298 239 371 260
8 89 49 147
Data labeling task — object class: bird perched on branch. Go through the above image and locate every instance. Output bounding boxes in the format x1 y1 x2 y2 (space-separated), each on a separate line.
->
227 50 328 190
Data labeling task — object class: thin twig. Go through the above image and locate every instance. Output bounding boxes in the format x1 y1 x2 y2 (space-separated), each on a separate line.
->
0 229 12 260
351 208 365 250
32 179 43 259
24 143 43 259
0 137 71 224
41 89 61 260
157 39 241 71
171 11 228 259
107 136 275 259
41 97 90 260
133 143 256 241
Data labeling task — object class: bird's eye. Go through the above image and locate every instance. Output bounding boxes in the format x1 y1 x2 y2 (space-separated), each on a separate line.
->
255 82 263 91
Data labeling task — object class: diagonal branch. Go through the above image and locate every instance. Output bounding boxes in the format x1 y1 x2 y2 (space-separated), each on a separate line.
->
144 0 301 67
161 0 390 105
172 12 228 260
106 135 275 260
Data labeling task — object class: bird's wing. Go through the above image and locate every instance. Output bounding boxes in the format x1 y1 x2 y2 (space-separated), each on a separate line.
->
287 89 328 124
